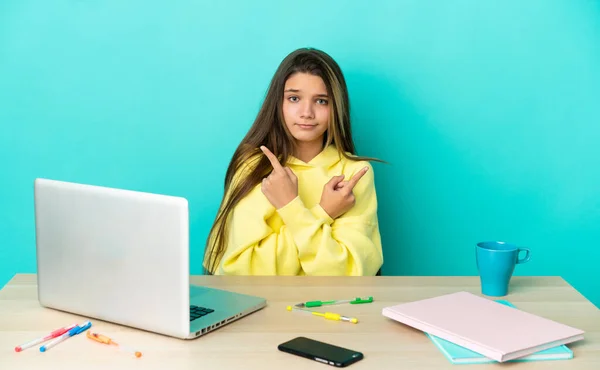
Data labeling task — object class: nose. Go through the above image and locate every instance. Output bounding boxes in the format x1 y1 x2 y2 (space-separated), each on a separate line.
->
299 100 315 119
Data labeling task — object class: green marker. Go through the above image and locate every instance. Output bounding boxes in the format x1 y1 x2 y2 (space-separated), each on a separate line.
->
296 296 374 308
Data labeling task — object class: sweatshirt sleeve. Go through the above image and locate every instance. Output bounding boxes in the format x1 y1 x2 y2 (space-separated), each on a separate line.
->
217 161 383 276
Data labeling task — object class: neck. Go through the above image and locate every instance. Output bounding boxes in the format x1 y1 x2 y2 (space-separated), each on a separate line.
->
294 140 324 163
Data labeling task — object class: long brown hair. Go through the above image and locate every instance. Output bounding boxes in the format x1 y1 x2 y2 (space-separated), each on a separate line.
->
203 47 380 274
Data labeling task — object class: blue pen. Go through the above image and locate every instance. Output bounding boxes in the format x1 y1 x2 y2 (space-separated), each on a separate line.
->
40 321 92 352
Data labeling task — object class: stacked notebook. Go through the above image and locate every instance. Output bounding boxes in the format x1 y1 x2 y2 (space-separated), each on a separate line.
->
426 300 573 364
382 291 584 363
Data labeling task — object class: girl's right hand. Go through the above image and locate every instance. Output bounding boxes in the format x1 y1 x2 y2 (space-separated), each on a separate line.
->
319 167 369 220
260 146 299 209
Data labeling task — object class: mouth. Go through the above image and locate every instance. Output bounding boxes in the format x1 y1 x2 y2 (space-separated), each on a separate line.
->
295 123 317 130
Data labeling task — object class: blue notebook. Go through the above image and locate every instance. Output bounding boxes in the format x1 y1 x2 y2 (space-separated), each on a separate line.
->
427 300 573 364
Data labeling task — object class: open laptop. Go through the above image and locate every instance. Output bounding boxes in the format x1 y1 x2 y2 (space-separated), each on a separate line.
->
34 178 266 339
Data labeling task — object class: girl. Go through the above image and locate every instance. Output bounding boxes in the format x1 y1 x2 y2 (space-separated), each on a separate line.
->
203 47 383 276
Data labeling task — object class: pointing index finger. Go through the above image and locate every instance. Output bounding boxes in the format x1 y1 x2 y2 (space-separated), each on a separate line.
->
347 166 369 190
260 146 284 172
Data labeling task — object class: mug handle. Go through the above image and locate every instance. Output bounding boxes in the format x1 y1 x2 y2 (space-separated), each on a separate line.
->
517 248 531 264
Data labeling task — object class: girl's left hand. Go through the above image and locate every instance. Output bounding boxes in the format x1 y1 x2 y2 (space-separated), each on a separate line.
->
318 167 368 220
260 146 298 209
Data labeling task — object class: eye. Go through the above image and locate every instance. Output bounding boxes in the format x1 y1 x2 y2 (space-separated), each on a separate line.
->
316 99 328 105
287 96 299 102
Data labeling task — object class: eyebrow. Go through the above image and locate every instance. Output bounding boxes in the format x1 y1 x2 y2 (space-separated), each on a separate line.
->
284 89 329 98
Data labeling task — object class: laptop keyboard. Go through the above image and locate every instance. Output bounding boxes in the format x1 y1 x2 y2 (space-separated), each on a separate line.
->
190 305 214 322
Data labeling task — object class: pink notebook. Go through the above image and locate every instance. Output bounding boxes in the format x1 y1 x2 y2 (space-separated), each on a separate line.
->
382 291 584 362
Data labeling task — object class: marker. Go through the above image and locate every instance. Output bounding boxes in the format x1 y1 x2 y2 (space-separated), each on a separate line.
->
295 296 373 308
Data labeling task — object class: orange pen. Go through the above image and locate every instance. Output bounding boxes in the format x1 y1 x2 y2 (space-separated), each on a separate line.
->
86 331 142 358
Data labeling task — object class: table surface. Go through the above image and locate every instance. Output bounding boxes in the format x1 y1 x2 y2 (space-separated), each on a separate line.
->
1 274 599 369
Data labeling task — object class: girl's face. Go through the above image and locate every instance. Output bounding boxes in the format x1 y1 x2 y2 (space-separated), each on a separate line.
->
282 72 330 148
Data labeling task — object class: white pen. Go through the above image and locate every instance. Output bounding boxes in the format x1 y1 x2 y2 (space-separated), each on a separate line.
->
15 324 77 352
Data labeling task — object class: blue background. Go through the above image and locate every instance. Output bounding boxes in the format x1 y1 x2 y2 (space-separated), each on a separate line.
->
1 1 598 307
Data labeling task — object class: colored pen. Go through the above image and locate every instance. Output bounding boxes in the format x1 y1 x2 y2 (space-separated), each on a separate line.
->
40 321 92 352
287 306 358 324
295 296 373 308
86 331 142 358
14 324 77 352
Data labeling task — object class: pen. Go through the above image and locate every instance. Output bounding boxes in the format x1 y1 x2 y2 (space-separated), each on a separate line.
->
86 331 142 358
14 324 77 352
295 296 373 308
40 321 92 352
287 306 359 324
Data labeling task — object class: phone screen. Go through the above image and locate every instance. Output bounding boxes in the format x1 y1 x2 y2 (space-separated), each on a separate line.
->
278 336 364 367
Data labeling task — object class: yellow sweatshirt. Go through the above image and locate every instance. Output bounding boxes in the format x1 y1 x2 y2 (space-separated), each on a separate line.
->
215 145 383 276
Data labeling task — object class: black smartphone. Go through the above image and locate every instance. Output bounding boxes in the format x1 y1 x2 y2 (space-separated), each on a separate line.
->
277 336 364 367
